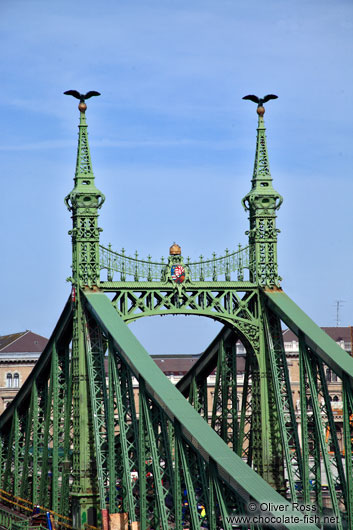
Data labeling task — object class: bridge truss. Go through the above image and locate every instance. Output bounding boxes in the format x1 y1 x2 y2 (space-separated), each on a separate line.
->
0 97 352 530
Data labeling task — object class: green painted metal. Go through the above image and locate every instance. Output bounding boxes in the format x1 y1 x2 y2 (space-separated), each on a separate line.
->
172 425 182 529
175 425 202 530
100 244 250 282
13 410 20 498
108 340 137 519
60 345 72 518
3 409 15 492
237 351 253 461
31 382 39 505
65 105 105 289
83 313 109 511
140 381 170 529
84 289 318 529
242 113 283 287
51 344 59 513
263 309 299 501
342 376 353 528
299 333 310 506
0 507 29 530
302 348 343 529
138 387 147 530
316 359 346 504
63 100 106 525
210 339 238 450
38 355 52 508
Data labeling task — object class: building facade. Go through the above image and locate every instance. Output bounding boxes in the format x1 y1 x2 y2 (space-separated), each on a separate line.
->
0 331 48 413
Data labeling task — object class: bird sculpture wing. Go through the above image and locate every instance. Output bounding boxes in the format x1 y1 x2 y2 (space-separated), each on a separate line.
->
262 94 278 103
242 95 260 103
63 90 82 99
84 91 101 99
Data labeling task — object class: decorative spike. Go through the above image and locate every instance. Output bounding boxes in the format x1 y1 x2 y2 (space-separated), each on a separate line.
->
134 251 139 281
160 257 166 282
121 248 126 281
237 244 244 281
225 249 230 281
107 243 113 282
147 255 152 282
212 252 217 282
252 114 271 183
199 255 204 282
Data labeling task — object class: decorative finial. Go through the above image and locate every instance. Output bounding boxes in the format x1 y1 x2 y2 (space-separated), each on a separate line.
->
63 90 101 112
169 242 181 255
242 94 278 116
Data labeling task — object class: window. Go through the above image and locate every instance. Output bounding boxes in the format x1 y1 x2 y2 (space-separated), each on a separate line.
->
13 373 19 388
6 373 12 388
326 368 338 382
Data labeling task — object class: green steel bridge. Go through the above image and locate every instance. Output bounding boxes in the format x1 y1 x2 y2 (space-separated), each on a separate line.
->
0 94 352 530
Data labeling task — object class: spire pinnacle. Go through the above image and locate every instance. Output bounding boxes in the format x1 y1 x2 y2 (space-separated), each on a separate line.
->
64 92 105 288
64 91 104 209
242 112 282 211
242 97 282 287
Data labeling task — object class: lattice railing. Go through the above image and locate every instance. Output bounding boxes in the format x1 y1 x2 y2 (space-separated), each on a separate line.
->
99 244 250 282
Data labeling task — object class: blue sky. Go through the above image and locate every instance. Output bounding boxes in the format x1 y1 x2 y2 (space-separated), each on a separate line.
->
1 0 352 353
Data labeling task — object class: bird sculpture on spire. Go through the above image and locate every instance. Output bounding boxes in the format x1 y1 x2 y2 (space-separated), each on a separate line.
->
242 94 278 116
64 90 101 112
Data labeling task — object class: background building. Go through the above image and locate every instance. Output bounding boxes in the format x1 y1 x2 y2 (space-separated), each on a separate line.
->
1 327 351 448
0 331 48 413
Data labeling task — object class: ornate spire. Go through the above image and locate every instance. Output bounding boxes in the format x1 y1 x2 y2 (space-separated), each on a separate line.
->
65 93 105 288
74 110 94 185
242 112 282 207
242 101 283 288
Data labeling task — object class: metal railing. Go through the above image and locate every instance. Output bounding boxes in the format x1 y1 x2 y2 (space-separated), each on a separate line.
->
99 244 250 282
0 507 28 529
0 489 74 530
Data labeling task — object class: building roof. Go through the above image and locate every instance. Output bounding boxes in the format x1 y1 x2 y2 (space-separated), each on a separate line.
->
0 331 48 353
153 353 246 375
283 326 352 344
103 353 246 376
153 355 199 374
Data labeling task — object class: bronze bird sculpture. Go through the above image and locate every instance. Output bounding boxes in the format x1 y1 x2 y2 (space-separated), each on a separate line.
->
64 90 101 101
242 94 278 116
242 94 278 106
64 90 101 112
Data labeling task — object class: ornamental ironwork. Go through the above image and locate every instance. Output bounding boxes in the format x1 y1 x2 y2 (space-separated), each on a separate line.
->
99 244 250 282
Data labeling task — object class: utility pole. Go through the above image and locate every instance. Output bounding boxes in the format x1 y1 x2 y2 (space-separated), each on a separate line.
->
335 300 345 326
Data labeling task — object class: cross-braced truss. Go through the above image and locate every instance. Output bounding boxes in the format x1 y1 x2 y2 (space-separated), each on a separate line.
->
1 291 322 530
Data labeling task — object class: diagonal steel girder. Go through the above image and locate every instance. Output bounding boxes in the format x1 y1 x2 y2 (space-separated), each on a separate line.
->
264 290 353 387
